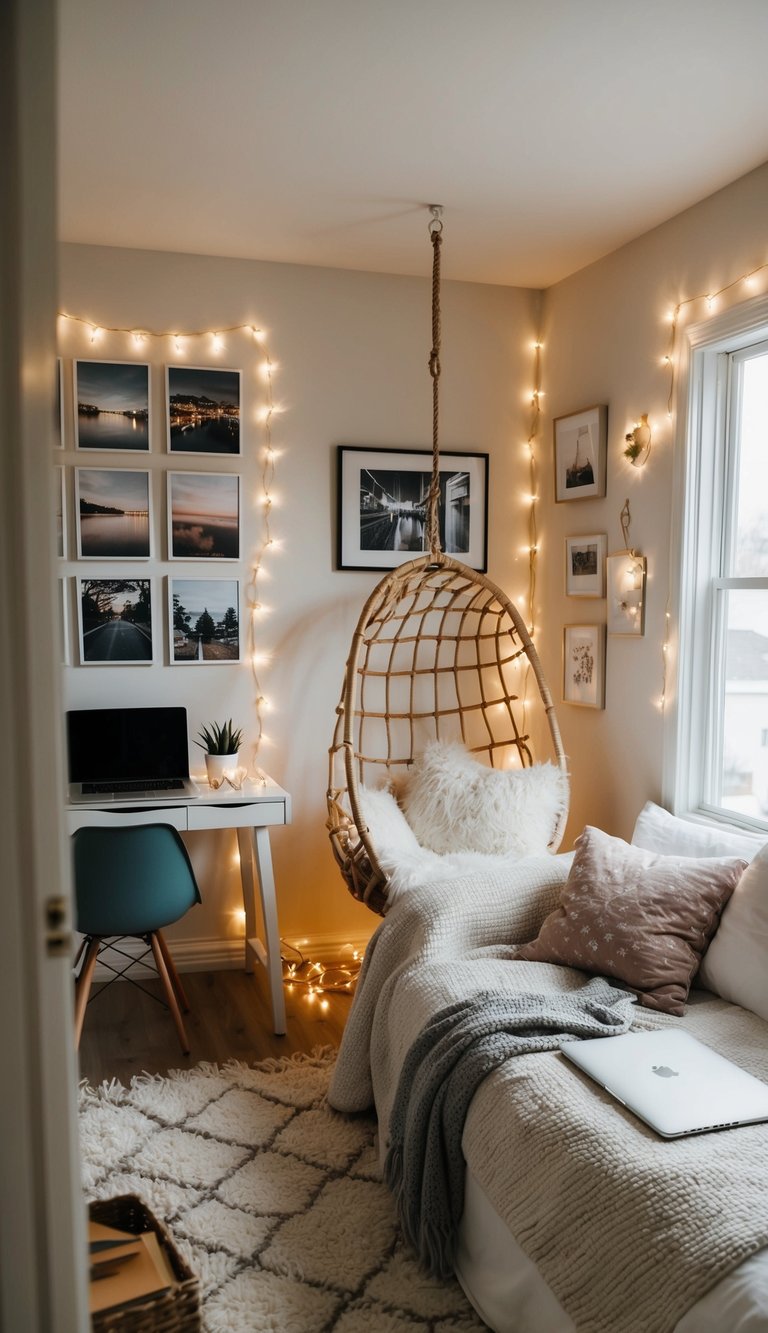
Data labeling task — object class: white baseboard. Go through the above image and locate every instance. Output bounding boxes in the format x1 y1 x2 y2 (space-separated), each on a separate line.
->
90 929 372 982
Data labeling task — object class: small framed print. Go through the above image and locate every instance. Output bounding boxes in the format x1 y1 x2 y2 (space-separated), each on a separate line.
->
167 367 241 455
565 533 606 597
75 467 151 559
606 550 647 635
554 405 607 502
337 445 488 571
77 578 154 665
167 471 240 560
55 466 66 558
563 623 606 709
75 360 150 451
169 577 240 664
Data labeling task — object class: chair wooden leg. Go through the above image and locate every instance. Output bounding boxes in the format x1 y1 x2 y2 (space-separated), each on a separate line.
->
74 937 101 1049
149 932 190 1054
156 929 190 1012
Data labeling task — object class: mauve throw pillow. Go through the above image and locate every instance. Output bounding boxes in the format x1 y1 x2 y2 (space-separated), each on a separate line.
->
516 826 746 1016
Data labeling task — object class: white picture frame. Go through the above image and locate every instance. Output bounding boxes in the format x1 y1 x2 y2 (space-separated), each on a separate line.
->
168 576 241 665
55 466 67 558
74 360 151 452
554 404 607 502
606 550 647 635
563 623 606 708
166 366 241 456
77 578 154 665
565 533 606 597
167 471 240 560
75 467 152 560
59 578 70 666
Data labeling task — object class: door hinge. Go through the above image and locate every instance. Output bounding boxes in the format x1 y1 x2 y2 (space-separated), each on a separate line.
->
45 895 71 956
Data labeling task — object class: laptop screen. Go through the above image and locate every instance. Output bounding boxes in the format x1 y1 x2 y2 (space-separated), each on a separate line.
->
66 707 190 783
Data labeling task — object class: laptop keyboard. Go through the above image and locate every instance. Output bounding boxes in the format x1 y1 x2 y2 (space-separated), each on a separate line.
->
82 778 186 795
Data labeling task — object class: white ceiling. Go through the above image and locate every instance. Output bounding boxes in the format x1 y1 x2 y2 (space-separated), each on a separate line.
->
58 0 768 288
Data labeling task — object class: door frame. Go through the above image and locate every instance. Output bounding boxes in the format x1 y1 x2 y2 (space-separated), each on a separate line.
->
0 0 88 1327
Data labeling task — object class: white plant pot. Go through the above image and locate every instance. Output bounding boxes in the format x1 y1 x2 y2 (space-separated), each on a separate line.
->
205 752 241 786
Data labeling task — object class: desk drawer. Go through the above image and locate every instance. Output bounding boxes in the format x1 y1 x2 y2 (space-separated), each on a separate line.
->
188 800 286 831
65 807 188 834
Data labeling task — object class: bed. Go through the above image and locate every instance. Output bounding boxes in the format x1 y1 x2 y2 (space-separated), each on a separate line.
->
328 804 768 1332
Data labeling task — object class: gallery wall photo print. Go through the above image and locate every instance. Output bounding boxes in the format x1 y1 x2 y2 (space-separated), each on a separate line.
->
166 366 241 455
337 445 488 571
75 467 151 559
554 405 607 503
77 578 154 665
167 471 240 560
75 360 151 451
563 623 606 708
169 577 240 664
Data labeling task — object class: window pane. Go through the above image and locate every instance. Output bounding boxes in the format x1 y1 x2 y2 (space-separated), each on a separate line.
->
734 350 768 576
717 589 768 823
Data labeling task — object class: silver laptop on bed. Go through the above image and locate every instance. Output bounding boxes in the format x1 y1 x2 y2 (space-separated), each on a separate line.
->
561 1029 768 1139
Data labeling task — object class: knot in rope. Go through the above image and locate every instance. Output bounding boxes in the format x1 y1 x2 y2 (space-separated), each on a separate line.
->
426 220 443 560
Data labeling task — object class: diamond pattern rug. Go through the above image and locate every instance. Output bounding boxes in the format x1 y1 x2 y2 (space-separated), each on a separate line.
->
80 1048 488 1332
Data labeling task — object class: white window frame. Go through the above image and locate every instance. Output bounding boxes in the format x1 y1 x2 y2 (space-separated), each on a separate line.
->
664 291 768 835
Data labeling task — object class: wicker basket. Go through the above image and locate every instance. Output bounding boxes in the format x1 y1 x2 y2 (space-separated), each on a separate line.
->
89 1195 200 1332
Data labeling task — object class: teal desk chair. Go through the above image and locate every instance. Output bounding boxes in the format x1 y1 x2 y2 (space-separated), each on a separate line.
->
72 824 202 1054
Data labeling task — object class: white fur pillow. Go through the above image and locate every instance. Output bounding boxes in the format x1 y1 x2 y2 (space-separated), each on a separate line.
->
399 740 567 857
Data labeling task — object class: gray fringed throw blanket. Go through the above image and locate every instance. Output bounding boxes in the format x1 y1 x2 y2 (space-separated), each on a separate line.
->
383 976 635 1278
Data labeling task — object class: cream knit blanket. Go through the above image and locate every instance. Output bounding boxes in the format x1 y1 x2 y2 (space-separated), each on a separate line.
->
329 855 768 1333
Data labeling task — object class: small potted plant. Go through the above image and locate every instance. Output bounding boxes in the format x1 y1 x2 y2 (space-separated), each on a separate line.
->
195 719 244 787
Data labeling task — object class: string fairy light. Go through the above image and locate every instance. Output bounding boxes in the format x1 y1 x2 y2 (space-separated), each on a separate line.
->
57 312 281 755
280 939 362 999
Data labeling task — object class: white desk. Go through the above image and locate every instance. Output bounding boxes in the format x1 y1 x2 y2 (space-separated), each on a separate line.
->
65 775 291 1035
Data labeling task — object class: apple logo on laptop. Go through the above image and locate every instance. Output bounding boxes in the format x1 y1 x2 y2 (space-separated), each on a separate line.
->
652 1065 679 1078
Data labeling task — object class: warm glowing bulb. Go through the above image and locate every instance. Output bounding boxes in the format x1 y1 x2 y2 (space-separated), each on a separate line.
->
212 333 223 352
132 331 145 347
320 998 329 1012
234 908 246 927
174 336 184 353
90 326 102 343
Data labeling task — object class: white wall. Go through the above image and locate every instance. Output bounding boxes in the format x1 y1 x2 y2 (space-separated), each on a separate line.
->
58 244 538 954
539 160 768 844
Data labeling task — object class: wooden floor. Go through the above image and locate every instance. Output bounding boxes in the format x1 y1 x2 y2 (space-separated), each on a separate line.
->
77 965 352 1087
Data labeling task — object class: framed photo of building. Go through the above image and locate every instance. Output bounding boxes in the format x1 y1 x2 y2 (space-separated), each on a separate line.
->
563 623 606 708
554 405 607 502
166 367 241 455
168 577 240 664
75 468 151 559
337 445 488 571
607 550 647 635
167 471 240 560
565 533 606 597
77 578 154 665
75 360 151 451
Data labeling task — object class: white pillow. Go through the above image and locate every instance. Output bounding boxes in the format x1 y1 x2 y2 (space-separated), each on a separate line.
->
356 784 423 860
399 740 567 857
631 801 765 862
699 844 768 1020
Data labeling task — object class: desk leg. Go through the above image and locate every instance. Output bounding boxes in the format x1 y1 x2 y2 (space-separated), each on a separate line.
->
237 826 287 1036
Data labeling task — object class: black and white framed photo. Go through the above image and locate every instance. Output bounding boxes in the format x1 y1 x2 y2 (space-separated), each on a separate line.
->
607 550 647 635
167 471 240 560
337 445 488 571
563 623 606 708
168 577 240 664
77 578 154 665
75 467 151 559
166 367 241 455
75 360 150 451
553 405 607 502
55 466 67 558
565 533 606 597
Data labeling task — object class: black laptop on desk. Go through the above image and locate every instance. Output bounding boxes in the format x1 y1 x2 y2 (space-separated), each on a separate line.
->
67 706 199 803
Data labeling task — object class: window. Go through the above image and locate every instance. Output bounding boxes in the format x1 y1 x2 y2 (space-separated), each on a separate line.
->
670 298 768 833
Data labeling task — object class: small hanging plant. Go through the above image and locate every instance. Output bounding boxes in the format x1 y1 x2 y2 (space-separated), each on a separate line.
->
195 719 243 755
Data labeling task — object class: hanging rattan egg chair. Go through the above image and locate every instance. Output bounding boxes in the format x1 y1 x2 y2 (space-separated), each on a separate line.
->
327 209 568 915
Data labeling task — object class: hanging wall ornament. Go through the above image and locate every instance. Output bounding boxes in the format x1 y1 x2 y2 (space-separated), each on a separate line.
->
606 498 646 635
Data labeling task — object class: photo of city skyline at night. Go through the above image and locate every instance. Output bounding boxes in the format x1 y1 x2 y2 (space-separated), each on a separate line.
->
338 447 488 571
76 361 150 450
167 367 241 455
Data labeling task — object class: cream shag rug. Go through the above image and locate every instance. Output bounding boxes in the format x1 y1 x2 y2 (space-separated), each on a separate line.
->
80 1049 487 1332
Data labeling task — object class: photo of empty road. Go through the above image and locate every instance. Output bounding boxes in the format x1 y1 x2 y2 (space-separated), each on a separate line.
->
78 579 153 663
